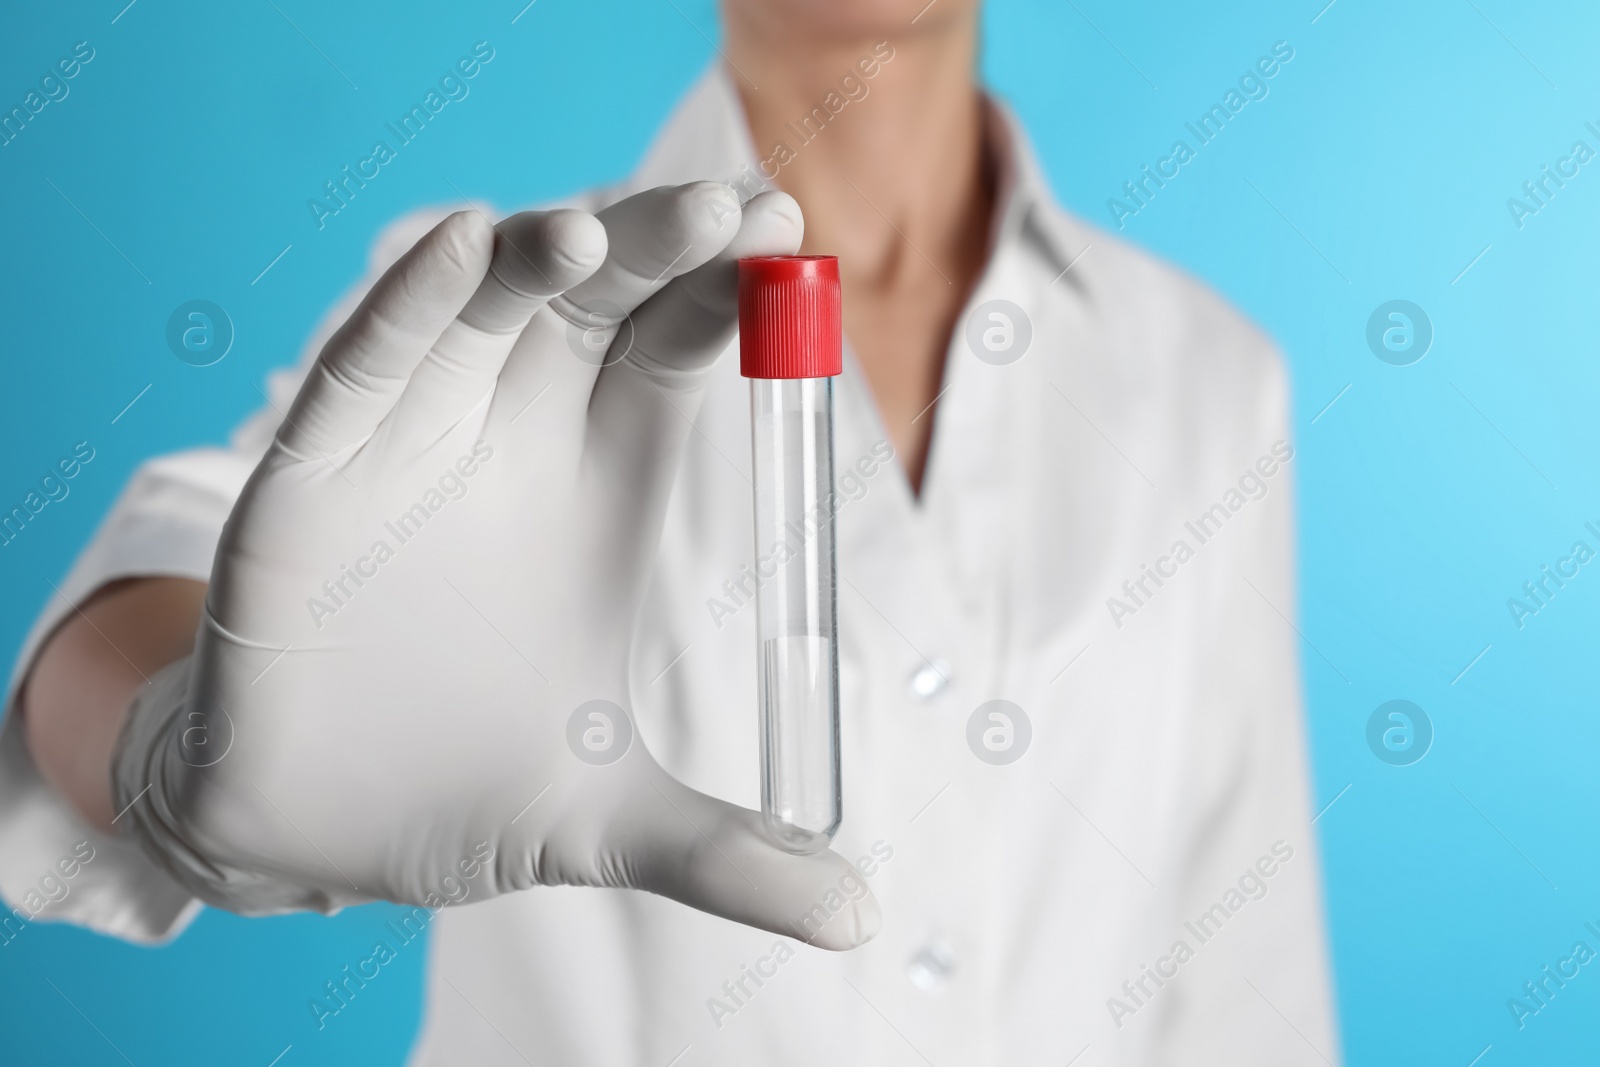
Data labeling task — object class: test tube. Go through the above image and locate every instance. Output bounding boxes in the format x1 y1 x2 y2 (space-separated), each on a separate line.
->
738 255 842 854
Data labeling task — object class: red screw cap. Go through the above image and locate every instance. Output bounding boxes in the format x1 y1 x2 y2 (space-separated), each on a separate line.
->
737 256 842 379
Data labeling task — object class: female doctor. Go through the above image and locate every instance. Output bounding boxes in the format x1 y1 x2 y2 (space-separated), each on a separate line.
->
4 0 1338 1062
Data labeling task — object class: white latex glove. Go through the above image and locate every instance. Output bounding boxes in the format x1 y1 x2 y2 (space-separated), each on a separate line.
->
112 183 880 950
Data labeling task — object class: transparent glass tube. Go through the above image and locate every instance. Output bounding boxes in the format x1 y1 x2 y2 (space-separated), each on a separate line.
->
751 376 840 853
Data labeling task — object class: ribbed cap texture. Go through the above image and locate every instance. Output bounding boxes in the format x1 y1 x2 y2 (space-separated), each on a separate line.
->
738 256 842 379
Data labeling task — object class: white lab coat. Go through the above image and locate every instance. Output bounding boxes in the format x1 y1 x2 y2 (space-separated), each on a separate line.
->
0 66 1340 1065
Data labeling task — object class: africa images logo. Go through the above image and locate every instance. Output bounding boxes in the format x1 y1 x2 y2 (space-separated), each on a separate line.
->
1106 41 1295 229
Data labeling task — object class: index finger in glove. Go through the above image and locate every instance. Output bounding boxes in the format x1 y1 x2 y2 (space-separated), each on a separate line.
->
578 191 803 566
488 182 742 433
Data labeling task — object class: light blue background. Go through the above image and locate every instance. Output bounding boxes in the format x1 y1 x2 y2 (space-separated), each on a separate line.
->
3 1 1597 1063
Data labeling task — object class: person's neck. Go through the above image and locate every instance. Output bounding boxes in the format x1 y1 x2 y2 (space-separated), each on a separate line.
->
723 14 995 495
724 19 990 290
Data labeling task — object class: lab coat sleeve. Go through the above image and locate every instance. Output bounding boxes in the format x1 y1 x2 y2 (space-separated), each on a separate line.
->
1147 347 1343 1066
0 206 461 944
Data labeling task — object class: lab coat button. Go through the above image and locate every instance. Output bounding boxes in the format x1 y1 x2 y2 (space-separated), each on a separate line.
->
907 941 956 991
908 659 952 701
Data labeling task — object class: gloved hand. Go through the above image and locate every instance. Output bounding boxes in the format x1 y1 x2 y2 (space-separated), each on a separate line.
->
112 183 880 950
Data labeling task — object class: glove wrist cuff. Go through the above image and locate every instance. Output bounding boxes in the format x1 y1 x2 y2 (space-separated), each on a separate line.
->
110 653 195 826
109 654 236 890
110 654 355 917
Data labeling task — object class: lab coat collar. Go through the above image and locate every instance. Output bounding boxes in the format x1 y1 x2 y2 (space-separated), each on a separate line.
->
623 63 1088 292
